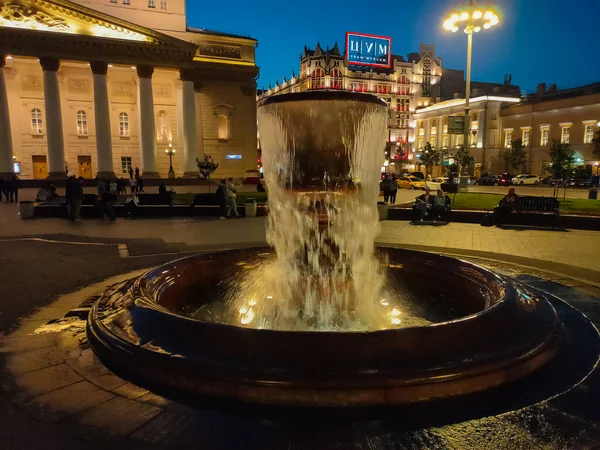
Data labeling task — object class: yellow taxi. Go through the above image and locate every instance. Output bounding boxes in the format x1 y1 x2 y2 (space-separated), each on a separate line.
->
396 176 426 190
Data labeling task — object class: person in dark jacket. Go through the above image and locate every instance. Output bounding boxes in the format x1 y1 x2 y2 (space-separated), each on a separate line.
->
65 176 84 222
494 188 519 225
380 176 393 204
215 179 228 219
0 178 6 202
7 175 19 203
414 187 434 221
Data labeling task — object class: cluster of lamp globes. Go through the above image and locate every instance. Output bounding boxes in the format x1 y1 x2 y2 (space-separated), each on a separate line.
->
443 9 500 33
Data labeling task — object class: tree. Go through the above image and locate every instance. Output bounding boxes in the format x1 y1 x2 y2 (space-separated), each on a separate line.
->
548 140 575 180
196 155 219 193
418 142 442 177
394 145 406 174
502 138 528 173
592 130 600 161
454 146 475 176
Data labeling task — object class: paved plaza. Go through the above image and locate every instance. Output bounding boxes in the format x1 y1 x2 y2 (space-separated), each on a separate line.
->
1 204 600 449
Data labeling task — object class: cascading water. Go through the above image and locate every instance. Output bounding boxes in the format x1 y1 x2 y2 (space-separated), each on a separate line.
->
253 92 389 330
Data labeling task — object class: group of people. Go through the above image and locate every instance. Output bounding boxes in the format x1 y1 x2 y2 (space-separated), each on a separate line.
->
216 178 243 219
0 175 20 203
414 188 451 222
380 175 398 205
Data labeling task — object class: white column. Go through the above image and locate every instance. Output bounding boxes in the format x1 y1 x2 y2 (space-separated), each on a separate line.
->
90 61 114 177
0 56 13 177
180 71 199 176
136 65 159 177
40 58 66 179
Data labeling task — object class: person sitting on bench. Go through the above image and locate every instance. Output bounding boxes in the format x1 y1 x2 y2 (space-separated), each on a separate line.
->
414 187 434 221
494 188 519 225
432 189 451 220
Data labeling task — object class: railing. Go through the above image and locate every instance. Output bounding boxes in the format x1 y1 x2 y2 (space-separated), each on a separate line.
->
553 180 569 200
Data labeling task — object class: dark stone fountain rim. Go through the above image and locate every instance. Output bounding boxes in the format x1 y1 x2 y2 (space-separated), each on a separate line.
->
257 90 388 108
87 247 563 406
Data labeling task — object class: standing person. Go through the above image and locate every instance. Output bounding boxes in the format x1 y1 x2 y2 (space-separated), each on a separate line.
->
0 177 5 202
389 177 398 205
381 175 393 204
225 178 240 218
96 177 107 218
134 167 140 179
8 175 19 203
129 175 137 194
128 166 134 179
65 176 83 222
137 176 145 194
216 179 228 220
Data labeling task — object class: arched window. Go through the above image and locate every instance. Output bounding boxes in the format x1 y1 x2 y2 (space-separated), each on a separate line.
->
76 110 88 135
119 112 129 136
158 110 169 143
217 115 230 141
31 108 43 134
311 68 325 89
330 68 342 89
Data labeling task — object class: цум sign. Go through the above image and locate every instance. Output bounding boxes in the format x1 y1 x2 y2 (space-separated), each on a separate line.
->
345 32 392 68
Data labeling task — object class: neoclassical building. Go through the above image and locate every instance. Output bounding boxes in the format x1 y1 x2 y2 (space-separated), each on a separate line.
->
0 0 258 180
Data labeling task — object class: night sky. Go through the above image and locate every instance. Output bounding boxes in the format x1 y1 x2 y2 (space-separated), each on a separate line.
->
187 0 600 94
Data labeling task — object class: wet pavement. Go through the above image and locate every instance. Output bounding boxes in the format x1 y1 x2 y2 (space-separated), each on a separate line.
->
1 237 600 449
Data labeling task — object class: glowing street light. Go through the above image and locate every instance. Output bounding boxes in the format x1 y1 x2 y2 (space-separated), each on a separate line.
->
443 0 501 186
165 142 176 179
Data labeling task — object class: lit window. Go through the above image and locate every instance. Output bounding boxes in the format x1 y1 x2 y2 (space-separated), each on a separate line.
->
443 136 449 148
540 126 549 146
584 124 595 144
121 156 132 174
123 0 130 4
311 69 325 89
349 81 367 92
158 110 168 143
418 138 424 149
504 130 513 148
522 129 530 147
119 112 129 136
561 126 570 144
76 110 88 135
330 68 342 89
456 135 464 147
31 108 43 134
148 0 155 7
160 0 167 9
217 115 230 141
110 0 117 3
442 117 448 134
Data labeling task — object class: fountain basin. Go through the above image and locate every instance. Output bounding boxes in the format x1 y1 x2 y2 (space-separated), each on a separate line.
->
87 247 562 407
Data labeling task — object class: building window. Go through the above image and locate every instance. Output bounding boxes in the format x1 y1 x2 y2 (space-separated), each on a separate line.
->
561 126 570 144
119 112 129 136
540 126 550 146
160 0 167 8
123 0 130 4
76 110 88 135
373 83 391 94
418 138 424 149
121 157 132 174
456 135 464 147
504 130 513 148
110 0 117 3
148 0 155 7
31 108 43 134
584 124 595 144
443 136 449 148
349 81 368 92
330 69 342 89
217 115 230 141
311 68 325 89
522 129 530 147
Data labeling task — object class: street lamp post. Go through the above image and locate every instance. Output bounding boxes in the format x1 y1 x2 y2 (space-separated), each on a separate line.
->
443 1 500 187
165 142 176 179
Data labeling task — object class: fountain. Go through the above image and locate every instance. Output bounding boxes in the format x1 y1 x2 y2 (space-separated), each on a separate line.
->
87 91 562 406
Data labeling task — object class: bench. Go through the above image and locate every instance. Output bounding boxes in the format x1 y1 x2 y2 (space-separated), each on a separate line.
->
496 196 559 228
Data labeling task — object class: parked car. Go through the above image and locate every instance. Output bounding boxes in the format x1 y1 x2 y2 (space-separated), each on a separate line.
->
567 176 593 188
511 174 540 185
540 175 556 185
397 176 426 190
431 177 448 183
410 171 425 180
242 169 261 184
474 175 500 186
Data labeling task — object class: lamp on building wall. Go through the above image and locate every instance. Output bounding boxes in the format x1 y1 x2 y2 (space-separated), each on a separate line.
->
443 0 500 187
165 142 176 179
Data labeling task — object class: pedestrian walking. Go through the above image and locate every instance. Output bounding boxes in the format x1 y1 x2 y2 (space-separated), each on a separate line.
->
65 176 83 222
389 177 397 205
226 177 241 218
8 175 19 203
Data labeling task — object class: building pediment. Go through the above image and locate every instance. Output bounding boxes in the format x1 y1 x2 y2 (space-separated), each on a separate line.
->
0 0 197 66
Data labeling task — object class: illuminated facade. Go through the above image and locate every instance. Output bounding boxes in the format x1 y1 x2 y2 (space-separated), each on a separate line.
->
499 83 600 176
257 42 444 171
0 0 258 179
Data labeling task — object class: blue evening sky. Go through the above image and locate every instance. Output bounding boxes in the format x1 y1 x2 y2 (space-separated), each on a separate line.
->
186 0 600 94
